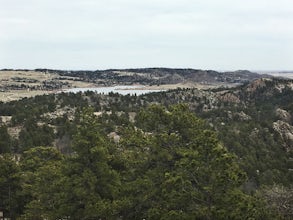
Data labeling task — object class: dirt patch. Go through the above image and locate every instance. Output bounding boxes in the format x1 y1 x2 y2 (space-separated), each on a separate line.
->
0 70 96 102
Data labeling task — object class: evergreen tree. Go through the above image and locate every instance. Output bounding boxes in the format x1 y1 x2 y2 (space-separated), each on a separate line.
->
0 125 11 153
0 154 21 219
56 108 121 219
19 147 64 219
122 104 269 219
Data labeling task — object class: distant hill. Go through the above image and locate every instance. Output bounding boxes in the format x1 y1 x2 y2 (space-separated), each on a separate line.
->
32 68 269 85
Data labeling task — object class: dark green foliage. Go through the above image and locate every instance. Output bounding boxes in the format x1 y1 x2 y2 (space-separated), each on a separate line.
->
0 105 272 219
18 120 55 152
18 147 64 219
120 105 268 219
0 154 21 219
0 125 11 153
26 108 123 219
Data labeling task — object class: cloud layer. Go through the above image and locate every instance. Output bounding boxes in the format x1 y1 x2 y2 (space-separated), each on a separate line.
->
1 0 292 70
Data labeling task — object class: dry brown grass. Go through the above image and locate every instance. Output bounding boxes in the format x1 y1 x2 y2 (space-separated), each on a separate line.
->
0 70 96 102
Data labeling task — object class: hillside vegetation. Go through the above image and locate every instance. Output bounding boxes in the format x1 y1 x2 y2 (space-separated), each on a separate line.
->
0 77 292 219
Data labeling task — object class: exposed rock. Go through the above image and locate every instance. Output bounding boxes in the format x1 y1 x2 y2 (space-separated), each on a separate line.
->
275 81 293 92
236 111 252 121
128 112 136 123
218 92 240 103
7 126 22 139
246 78 269 93
276 108 292 123
273 120 293 152
108 132 120 143
43 107 75 121
0 116 12 125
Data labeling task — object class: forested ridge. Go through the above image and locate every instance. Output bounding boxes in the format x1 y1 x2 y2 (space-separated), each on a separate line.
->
0 77 292 219
33 68 264 85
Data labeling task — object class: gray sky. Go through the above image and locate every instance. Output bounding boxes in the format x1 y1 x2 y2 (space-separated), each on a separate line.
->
1 0 292 70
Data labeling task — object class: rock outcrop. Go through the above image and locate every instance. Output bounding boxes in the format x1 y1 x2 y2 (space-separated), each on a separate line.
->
273 120 293 152
276 108 292 123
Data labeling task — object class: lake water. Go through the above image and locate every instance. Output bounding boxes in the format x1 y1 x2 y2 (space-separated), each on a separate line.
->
62 85 165 96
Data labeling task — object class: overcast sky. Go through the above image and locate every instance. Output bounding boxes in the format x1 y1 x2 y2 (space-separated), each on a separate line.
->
1 0 292 70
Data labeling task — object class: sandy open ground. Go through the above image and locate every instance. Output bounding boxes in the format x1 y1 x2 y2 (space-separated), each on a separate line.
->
0 70 96 102
0 90 52 102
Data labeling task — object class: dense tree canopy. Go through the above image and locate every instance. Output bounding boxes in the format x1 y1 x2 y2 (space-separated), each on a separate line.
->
0 101 290 219
0 154 21 219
